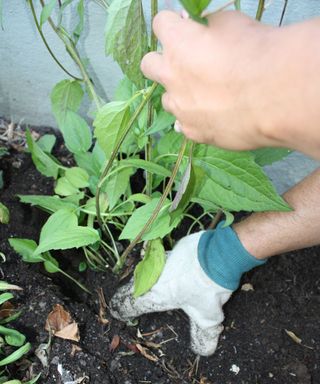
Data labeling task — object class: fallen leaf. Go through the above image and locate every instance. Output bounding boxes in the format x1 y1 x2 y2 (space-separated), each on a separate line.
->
71 344 82 357
110 335 121 352
97 288 109 325
45 304 80 342
142 340 162 349
241 283 254 292
136 343 158 362
0 301 15 319
125 343 139 354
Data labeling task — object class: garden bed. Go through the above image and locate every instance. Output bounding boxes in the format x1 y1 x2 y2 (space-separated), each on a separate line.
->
0 127 319 384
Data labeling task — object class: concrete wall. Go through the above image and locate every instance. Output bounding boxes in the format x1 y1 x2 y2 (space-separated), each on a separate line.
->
1 1 320 191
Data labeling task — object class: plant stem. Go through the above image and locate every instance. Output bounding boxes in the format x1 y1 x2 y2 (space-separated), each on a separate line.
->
145 0 159 196
279 0 288 26
208 209 223 230
115 137 188 272
28 0 81 80
38 0 102 109
59 268 91 294
95 82 158 232
256 0 265 21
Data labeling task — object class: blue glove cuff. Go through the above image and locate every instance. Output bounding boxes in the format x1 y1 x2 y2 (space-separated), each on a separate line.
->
198 222 267 291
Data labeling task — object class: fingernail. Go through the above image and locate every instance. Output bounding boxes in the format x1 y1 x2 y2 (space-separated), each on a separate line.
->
174 120 182 133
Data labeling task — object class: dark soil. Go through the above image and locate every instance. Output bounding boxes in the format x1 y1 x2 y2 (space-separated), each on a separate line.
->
0 129 319 384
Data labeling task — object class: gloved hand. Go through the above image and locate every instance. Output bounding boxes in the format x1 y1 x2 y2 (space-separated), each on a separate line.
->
110 224 266 356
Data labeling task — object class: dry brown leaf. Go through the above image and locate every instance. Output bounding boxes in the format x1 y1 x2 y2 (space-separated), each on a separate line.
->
110 335 121 352
0 301 15 319
200 377 211 384
141 340 162 349
45 304 80 342
136 343 158 362
55 323 80 342
71 344 82 357
125 343 139 354
97 288 109 325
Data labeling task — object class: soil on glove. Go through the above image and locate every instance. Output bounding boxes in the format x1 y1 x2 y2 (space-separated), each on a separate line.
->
0 126 319 384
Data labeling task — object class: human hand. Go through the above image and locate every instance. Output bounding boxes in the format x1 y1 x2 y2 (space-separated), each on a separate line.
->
141 10 285 151
109 232 233 356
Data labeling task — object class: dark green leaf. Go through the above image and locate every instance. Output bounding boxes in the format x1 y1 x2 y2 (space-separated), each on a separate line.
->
105 0 148 87
194 145 290 212
40 0 57 28
179 0 211 22
134 239 166 297
26 130 60 179
252 147 292 166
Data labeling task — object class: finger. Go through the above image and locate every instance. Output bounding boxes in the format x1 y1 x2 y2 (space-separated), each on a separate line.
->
162 92 176 114
140 52 165 85
153 10 185 47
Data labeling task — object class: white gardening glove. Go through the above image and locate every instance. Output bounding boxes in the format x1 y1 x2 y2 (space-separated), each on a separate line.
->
109 232 233 356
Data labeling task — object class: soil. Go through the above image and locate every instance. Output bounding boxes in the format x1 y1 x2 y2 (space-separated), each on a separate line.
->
0 127 319 384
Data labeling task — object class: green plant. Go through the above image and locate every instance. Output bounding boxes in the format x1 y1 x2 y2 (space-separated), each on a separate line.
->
10 0 291 296
0 281 41 383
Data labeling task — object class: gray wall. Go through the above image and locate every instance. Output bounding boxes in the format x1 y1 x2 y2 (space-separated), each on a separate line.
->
1 1 320 191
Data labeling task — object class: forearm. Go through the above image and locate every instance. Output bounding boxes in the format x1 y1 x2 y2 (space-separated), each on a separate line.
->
260 17 320 158
234 168 320 259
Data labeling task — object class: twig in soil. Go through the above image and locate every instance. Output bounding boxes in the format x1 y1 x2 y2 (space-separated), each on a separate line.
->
161 360 182 380
186 356 200 380
208 209 223 230
96 288 109 325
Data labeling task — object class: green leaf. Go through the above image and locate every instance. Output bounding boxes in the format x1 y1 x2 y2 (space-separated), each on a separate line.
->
134 239 166 297
55 177 79 196
120 198 180 241
59 111 92 154
8 239 43 263
222 211 234 227
127 193 151 204
42 253 60 273
18 195 78 214
114 76 136 101
94 101 130 157
40 0 57 28
34 210 100 254
145 110 175 135
0 342 31 367
105 167 133 209
73 0 84 43
0 326 26 347
36 134 56 153
0 293 14 306
179 0 211 22
105 0 148 87
0 203 9 224
51 80 91 154
194 145 290 212
120 158 171 178
51 80 84 119
191 197 219 212
65 167 89 188
0 282 22 291
235 0 241 10
26 130 60 179
0 147 8 158
156 130 183 157
252 147 292 166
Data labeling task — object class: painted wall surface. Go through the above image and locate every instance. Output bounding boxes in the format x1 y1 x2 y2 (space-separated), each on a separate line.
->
1 1 320 190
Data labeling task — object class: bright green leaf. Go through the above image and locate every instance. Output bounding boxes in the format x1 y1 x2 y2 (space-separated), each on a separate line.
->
55 177 80 196
146 110 175 135
105 0 148 86
65 167 89 188
40 0 57 28
34 210 100 254
8 239 43 263
0 326 26 347
134 239 166 297
105 167 133 209
73 0 84 43
120 198 181 241
0 203 9 224
0 342 31 367
94 101 130 158
0 293 14 306
51 80 84 119
119 158 171 178
26 130 60 179
18 195 78 214
36 134 56 153
42 253 60 273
